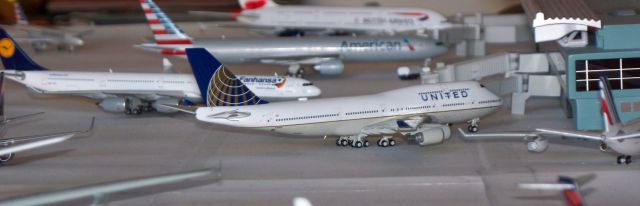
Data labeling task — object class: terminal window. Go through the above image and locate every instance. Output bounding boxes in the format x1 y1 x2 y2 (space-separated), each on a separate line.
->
575 58 640 91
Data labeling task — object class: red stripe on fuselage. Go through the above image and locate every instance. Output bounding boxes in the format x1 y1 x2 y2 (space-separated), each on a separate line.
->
156 39 193 44
161 49 186 55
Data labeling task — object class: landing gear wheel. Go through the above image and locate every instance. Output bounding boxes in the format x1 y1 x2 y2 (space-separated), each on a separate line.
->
364 140 369 147
125 109 132 115
468 125 479 133
336 138 341 146
132 108 142 115
617 155 631 165
381 139 389 147
389 139 396 146
340 139 348 147
599 143 608 152
355 141 363 148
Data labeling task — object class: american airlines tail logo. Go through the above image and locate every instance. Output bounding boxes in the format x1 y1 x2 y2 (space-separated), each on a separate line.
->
402 37 415 51
206 65 267 106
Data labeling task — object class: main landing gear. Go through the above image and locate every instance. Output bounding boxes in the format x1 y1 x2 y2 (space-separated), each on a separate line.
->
335 135 396 148
467 118 480 133
287 64 305 78
617 155 632 165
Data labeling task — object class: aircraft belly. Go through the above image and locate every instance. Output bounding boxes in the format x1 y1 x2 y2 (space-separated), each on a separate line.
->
608 139 640 156
267 117 391 136
428 107 498 124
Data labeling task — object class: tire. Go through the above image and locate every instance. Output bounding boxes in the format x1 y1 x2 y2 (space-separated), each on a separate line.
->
381 140 389 147
340 139 348 147
355 141 363 148
364 141 369 147
389 139 396 146
336 138 341 146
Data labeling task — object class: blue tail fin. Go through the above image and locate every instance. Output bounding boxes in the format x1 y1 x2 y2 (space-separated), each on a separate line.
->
0 28 47 71
185 48 268 106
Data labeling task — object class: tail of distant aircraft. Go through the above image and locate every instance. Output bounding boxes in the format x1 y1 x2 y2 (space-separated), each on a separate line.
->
139 0 193 48
185 48 268 106
598 76 621 135
238 0 279 10
13 1 29 26
0 28 48 71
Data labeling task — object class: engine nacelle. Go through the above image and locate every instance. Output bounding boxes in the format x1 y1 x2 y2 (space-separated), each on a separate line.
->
410 125 452 146
313 60 344 75
98 97 144 114
0 145 13 164
152 98 181 113
526 137 548 153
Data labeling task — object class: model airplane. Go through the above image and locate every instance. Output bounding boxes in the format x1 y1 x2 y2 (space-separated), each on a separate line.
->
0 73 94 165
6 1 92 52
0 28 320 115
137 0 448 76
191 0 452 37
459 76 640 164
0 167 220 206
168 48 502 148
518 174 595 206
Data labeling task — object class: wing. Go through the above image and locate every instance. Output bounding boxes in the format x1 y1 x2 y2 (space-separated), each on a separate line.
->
0 117 94 145
12 37 61 44
0 134 74 156
0 167 219 206
457 128 603 141
360 114 428 135
1 112 44 125
518 183 575 191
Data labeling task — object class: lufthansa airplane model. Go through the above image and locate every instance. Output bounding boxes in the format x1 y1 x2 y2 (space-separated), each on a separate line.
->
136 0 448 76
5 1 91 52
170 48 502 148
460 76 640 164
192 0 452 37
0 29 320 115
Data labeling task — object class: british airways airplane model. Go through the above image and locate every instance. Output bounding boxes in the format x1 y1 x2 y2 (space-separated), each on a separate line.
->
460 76 640 164
137 0 448 76
172 48 502 148
192 0 452 37
0 29 320 115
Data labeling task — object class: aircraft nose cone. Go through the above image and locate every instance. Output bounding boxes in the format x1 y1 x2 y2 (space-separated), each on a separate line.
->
306 86 322 97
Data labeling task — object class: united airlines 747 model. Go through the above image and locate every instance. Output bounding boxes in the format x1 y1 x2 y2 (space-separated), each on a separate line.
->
137 0 448 76
174 48 502 148
0 29 320 115
193 0 452 37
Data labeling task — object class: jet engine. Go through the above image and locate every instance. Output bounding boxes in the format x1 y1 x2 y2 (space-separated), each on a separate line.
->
152 98 181 113
98 97 145 115
0 144 13 164
313 60 344 75
407 124 452 146
526 137 548 153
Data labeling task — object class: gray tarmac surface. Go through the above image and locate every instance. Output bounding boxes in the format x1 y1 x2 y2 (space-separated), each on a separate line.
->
0 24 639 206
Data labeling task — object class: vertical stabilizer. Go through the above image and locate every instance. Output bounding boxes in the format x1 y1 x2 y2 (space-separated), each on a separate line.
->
139 0 192 46
598 76 621 135
13 1 29 26
238 0 279 10
185 48 268 106
0 28 48 71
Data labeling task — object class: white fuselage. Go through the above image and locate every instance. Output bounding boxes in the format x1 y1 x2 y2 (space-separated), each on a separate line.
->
239 6 451 33
4 70 321 102
196 81 502 136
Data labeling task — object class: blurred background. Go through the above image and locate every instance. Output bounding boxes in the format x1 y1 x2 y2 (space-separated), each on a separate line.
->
0 0 521 26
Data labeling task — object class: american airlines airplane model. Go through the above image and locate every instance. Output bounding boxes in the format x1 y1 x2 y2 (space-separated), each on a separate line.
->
6 1 91 52
171 48 502 148
192 0 452 37
137 0 448 76
459 76 640 164
0 29 320 115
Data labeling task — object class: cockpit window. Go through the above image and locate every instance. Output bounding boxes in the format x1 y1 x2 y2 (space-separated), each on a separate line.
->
303 83 314 86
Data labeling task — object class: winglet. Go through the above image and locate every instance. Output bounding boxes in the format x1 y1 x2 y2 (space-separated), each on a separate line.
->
185 48 268 106
598 76 621 135
0 28 48 71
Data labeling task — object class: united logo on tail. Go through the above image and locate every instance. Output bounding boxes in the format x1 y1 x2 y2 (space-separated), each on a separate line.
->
185 48 268 106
